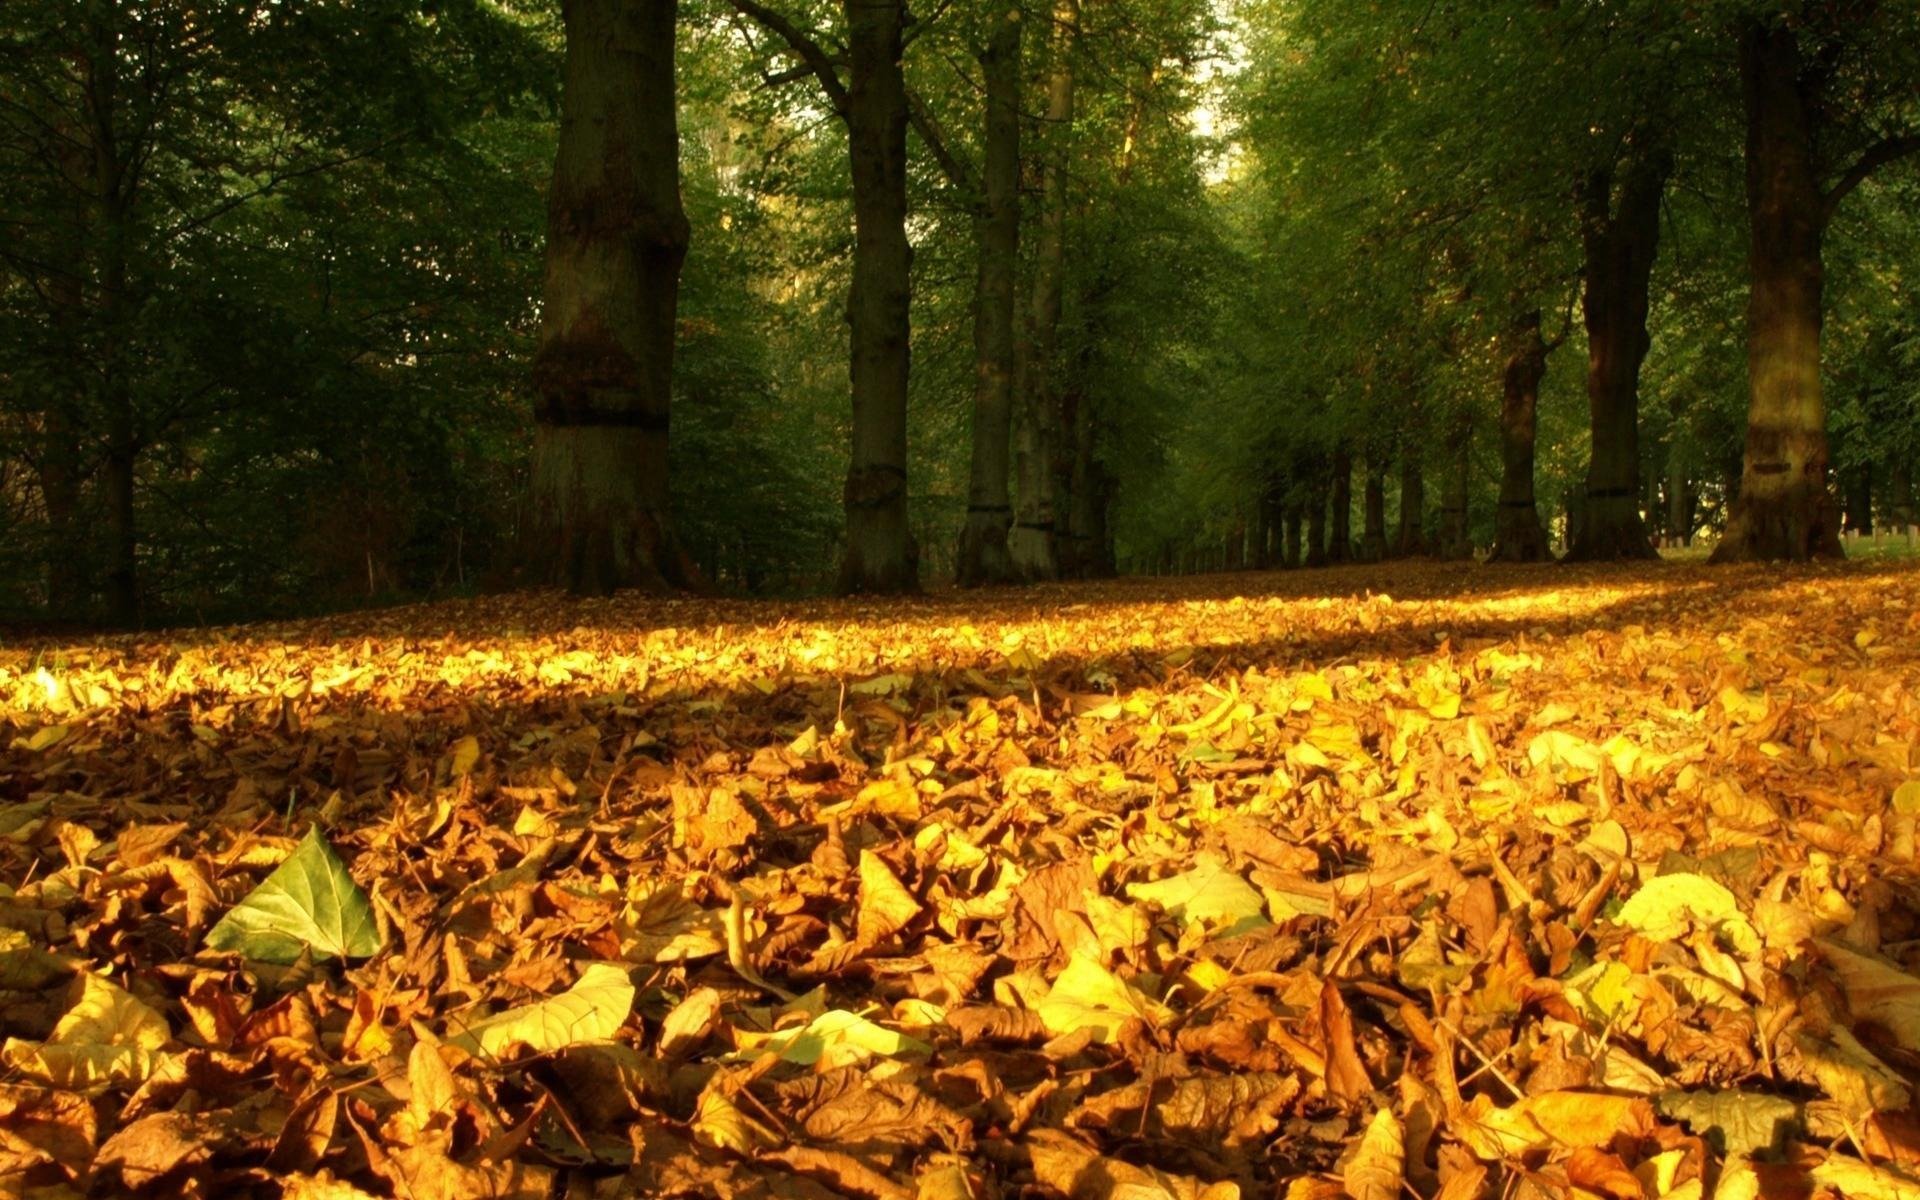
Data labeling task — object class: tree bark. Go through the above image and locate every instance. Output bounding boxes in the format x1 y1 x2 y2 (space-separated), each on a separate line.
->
1566 143 1668 562
1361 458 1388 562
528 0 693 595
1009 0 1076 580
1713 18 1843 562
1394 449 1427 557
1283 501 1303 569
836 0 917 592
956 11 1021 586
1329 445 1353 562
1489 311 1552 562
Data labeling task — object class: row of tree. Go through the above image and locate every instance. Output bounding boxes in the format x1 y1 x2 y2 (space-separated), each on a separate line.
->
526 0 1199 594
1 1 1915 624
1208 0 1919 574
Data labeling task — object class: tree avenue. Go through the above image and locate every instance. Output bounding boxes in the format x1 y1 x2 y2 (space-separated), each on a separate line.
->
0 0 1915 621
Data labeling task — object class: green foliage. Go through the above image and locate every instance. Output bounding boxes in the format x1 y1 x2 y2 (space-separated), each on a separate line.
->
1 0 1915 620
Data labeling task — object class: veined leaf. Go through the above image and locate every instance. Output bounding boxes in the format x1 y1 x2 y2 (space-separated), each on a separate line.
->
205 826 383 964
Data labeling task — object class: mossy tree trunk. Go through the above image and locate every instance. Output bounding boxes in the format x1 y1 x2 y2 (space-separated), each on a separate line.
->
529 0 692 595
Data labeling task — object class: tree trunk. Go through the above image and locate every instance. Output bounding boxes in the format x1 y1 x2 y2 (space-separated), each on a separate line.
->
836 0 917 592
1061 389 1101 577
1283 502 1303 569
1009 0 1076 580
41 257 88 615
1329 446 1353 562
1489 311 1552 562
1395 450 1427 557
1305 473 1329 567
1566 144 1668 562
1085 460 1115 576
1843 464 1873 536
1667 452 1694 545
956 12 1021 587
1438 413 1473 560
1713 18 1842 562
1361 459 1388 562
528 0 693 595
1252 484 1275 568
1887 457 1915 530
82 8 139 624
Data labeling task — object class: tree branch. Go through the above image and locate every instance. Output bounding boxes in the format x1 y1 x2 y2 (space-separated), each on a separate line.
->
906 87 979 201
1822 131 1920 225
726 0 850 117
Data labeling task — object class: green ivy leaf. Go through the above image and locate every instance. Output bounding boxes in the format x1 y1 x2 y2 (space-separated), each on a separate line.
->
204 827 383 964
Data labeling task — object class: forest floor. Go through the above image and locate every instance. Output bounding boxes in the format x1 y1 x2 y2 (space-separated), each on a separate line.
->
2 560 1919 1200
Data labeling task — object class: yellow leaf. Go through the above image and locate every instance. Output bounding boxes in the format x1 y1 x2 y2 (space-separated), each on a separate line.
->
446 962 633 1060
1035 953 1171 1043
53 972 169 1050
0 971 170 1088
734 1008 929 1067
17 724 70 752
1342 1108 1403 1200
449 735 481 777
1614 873 1742 942
857 852 921 947
1126 856 1269 935
692 1078 776 1154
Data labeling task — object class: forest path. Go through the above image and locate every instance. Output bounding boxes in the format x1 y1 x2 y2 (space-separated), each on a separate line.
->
0 559 1917 1197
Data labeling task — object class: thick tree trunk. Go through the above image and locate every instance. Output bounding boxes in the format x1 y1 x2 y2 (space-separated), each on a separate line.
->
1009 0 1076 580
1395 450 1427 557
1361 459 1388 562
1329 446 1353 562
1566 145 1668 562
1283 502 1303 570
1713 19 1843 562
1489 311 1552 562
1438 414 1473 560
836 0 917 592
956 13 1021 587
529 0 692 595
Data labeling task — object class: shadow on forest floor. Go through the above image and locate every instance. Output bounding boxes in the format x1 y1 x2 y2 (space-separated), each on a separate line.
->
4 555 1913 825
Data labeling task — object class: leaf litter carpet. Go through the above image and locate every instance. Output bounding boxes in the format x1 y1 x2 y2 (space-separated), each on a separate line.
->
2 560 1920 1200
